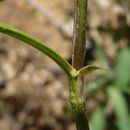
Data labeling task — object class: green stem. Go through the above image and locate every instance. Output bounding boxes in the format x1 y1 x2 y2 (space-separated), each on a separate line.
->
72 0 87 70
0 22 73 76
68 76 89 130
72 0 90 129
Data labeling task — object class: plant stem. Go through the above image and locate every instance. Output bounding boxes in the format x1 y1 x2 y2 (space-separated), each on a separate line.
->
72 0 89 129
72 0 87 70
0 22 73 76
68 76 89 130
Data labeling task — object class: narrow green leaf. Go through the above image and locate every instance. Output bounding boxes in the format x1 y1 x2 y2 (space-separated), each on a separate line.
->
84 75 110 97
0 22 73 76
114 47 130 87
90 106 106 130
107 87 130 130
77 65 106 77
95 44 108 68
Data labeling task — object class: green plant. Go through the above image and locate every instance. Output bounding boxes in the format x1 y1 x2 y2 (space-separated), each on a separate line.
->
0 0 104 129
85 46 130 130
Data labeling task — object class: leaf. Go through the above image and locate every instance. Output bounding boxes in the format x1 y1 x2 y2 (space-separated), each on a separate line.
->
114 47 130 87
95 44 108 68
77 65 106 77
107 87 130 130
84 75 110 97
0 22 73 76
90 106 106 130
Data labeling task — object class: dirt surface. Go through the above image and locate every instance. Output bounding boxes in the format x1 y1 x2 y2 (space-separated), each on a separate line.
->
0 0 73 130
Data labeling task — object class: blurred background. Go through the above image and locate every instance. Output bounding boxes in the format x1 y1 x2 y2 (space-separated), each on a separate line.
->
0 0 130 130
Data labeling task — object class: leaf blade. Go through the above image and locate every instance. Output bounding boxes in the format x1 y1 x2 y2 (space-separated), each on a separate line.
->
90 106 106 130
77 65 106 77
107 87 130 130
0 22 73 76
